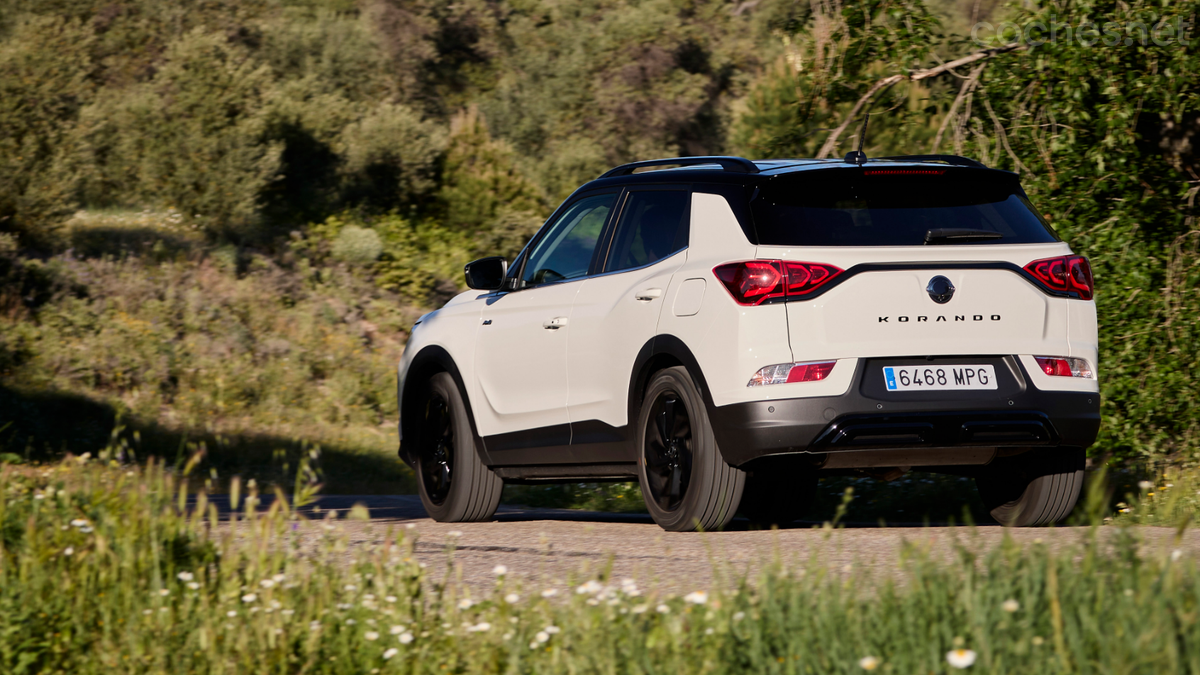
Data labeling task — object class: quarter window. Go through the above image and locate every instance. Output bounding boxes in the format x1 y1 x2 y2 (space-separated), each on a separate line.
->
605 190 689 273
521 193 616 286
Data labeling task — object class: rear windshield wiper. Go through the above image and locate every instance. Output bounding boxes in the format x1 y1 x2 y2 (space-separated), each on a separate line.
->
924 228 1003 244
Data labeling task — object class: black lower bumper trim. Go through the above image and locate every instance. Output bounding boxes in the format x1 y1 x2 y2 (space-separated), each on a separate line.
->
710 358 1100 466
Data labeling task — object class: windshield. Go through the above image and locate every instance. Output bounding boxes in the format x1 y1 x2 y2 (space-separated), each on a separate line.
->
750 169 1059 246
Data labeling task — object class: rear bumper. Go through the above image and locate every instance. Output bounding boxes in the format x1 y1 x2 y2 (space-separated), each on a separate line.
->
711 357 1100 466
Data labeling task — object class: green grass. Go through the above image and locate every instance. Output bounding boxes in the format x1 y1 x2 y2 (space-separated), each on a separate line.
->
5 455 1200 674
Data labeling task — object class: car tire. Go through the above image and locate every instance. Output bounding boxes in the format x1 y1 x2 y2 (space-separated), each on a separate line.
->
975 447 1085 526
415 373 503 522
739 460 818 527
636 366 745 532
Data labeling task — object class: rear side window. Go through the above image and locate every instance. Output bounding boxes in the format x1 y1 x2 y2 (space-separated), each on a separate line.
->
750 170 1059 246
605 190 689 272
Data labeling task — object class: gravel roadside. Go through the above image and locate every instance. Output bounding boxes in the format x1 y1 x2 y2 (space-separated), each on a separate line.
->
212 494 1200 597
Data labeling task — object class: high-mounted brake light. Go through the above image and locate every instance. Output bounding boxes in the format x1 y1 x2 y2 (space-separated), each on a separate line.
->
1033 356 1094 379
748 361 836 386
714 260 844 305
862 169 946 176
1023 255 1094 300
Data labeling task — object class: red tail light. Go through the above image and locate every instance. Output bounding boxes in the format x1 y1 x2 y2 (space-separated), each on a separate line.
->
714 260 844 305
1033 356 1094 379
1023 255 1094 300
786 361 836 383
748 360 837 386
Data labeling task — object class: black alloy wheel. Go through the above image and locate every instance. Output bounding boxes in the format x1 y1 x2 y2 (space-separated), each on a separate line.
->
414 373 503 522
643 391 694 511
635 366 745 531
419 392 455 505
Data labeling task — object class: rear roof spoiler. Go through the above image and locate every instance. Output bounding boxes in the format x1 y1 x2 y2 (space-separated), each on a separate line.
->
877 154 987 168
599 156 760 179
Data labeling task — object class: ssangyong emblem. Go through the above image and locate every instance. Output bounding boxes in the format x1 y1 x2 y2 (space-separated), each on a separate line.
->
926 275 955 304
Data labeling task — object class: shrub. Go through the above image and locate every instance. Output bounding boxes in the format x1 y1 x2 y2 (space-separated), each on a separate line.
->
76 30 282 240
332 225 384 265
0 15 96 246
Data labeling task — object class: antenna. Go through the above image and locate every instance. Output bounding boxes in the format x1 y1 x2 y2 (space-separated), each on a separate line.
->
843 112 870 166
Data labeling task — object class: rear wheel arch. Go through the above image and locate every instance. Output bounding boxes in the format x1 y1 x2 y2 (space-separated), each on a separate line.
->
400 346 488 468
628 335 722 451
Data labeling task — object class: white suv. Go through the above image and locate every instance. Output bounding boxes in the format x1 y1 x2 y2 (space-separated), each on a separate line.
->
397 155 1100 531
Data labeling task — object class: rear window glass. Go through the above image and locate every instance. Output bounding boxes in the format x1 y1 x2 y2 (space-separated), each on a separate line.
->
750 170 1059 246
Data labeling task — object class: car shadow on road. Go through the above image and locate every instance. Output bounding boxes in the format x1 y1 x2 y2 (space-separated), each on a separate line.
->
192 493 997 529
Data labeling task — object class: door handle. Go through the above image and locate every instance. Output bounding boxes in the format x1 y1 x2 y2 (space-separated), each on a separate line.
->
543 317 569 329
635 288 663 301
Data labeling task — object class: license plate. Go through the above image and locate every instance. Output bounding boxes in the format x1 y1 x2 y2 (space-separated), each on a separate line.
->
883 365 998 391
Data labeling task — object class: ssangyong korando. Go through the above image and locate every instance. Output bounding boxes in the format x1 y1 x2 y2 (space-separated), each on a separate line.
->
396 154 1099 531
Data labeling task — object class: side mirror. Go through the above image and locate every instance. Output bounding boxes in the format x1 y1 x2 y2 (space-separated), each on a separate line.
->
464 256 507 290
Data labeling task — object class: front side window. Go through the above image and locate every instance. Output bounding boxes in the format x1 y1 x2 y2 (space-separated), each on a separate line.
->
605 190 689 273
521 193 616 286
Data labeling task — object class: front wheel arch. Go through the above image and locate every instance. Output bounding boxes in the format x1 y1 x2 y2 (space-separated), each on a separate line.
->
399 346 488 469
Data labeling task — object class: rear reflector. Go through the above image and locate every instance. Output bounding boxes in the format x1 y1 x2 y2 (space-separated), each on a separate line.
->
748 361 836 387
714 260 844 305
1023 255 1094 300
1033 356 1094 379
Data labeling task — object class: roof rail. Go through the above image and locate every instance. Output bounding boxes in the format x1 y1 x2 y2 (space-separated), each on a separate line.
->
878 154 987 168
599 156 760 179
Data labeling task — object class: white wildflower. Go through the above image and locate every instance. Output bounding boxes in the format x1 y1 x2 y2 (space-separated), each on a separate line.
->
733 611 745 622
535 631 549 643
365 631 379 641
385 596 397 603
544 625 560 634
272 573 286 583
177 571 194 582
1138 480 1153 490
70 519 88 528
446 530 463 538
63 547 73 556
242 593 257 603
1172 549 1183 562
492 564 508 576
187 582 200 590
227 610 238 618
946 649 977 669
158 589 170 597
398 632 414 644
458 598 473 610
656 604 670 614
858 656 880 671
390 625 406 635
260 579 275 589
632 604 649 614
505 593 520 604
344 584 358 592
541 589 558 598
1002 599 1019 613
684 591 708 605
383 648 399 660
468 622 491 632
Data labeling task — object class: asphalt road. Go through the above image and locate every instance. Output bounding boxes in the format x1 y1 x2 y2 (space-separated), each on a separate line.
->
209 494 1200 597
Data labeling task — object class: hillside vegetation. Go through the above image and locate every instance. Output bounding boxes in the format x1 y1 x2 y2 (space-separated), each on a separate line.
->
0 0 1198 494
